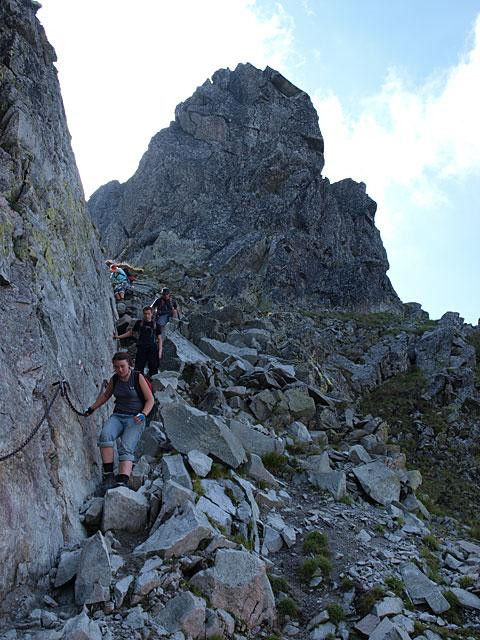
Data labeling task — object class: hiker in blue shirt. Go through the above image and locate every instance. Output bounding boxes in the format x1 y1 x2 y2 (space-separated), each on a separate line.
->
110 264 129 301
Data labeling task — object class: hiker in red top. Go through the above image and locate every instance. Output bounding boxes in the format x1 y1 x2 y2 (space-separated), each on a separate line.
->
114 306 161 378
84 352 154 491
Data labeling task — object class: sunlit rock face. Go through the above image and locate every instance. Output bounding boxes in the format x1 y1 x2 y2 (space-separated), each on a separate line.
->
0 0 114 602
89 63 400 312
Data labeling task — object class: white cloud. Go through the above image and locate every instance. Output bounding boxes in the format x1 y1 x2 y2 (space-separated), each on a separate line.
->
38 0 294 196
313 15 480 243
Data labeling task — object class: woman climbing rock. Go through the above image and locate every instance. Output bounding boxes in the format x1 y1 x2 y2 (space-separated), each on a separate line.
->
109 263 129 300
84 352 154 492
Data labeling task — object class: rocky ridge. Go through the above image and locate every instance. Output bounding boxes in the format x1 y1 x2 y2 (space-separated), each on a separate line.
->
88 63 400 313
1 278 479 640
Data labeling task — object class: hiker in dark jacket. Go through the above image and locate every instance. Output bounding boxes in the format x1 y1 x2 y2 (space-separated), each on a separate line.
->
84 351 154 490
151 288 179 359
114 306 161 377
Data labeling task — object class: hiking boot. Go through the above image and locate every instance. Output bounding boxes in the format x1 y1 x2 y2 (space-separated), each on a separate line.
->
102 472 115 491
94 472 115 497
114 474 130 488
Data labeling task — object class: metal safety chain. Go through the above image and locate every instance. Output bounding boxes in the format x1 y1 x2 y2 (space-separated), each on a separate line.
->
0 379 86 462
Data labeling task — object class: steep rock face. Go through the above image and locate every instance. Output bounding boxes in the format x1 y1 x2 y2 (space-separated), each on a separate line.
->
0 0 113 601
89 63 400 312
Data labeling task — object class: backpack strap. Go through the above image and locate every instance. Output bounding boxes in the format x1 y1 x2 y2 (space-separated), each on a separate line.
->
132 369 145 402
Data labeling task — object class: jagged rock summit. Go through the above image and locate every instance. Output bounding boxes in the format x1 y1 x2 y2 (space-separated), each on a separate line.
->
89 63 400 312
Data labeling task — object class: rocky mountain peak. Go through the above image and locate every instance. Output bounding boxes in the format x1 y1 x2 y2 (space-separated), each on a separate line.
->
89 63 400 313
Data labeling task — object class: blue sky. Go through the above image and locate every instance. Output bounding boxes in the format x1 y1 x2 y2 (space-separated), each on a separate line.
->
39 0 479 323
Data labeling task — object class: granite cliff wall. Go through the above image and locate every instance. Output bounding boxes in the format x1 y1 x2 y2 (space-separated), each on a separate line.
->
89 63 401 312
0 0 114 600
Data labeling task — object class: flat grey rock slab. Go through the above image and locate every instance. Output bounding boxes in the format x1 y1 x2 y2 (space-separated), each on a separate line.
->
190 549 275 630
449 587 480 609
349 444 372 465
162 403 246 468
61 610 102 640
355 613 381 636
102 486 148 533
74 532 112 606
196 496 232 534
230 419 283 457
54 549 81 587
369 617 407 640
155 480 196 528
284 387 316 420
304 451 331 473
114 575 134 608
246 453 279 487
200 480 236 515
262 525 283 554
287 420 312 442
353 460 401 505
310 622 336 639
200 337 258 364
166 327 210 364
308 470 346 500
187 450 213 477
134 503 215 558
154 591 206 639
161 454 193 490
400 563 450 614
373 596 403 618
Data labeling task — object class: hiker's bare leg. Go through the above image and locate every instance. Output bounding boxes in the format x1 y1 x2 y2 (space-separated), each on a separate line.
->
101 447 114 463
119 460 133 476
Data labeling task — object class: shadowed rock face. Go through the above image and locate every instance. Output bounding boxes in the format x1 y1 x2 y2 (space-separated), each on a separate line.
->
89 63 400 311
0 0 113 602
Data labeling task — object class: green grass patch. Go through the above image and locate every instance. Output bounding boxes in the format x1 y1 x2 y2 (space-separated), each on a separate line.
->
262 451 289 473
339 576 355 592
384 575 404 597
326 603 345 624
208 462 228 479
339 494 353 505
298 555 332 581
459 576 474 589
359 366 480 522
268 575 290 595
303 531 329 555
277 597 299 618
192 478 204 496
355 585 385 617
423 533 441 551
229 533 253 550
443 590 464 625
469 521 480 541
420 546 441 583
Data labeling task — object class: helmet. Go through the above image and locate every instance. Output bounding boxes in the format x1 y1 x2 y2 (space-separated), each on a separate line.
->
161 287 170 295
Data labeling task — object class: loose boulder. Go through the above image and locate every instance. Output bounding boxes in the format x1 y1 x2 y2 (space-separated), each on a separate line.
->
102 487 148 533
353 461 401 505
134 503 215 558
162 403 247 468
154 591 206 639
74 532 112 606
190 549 276 629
